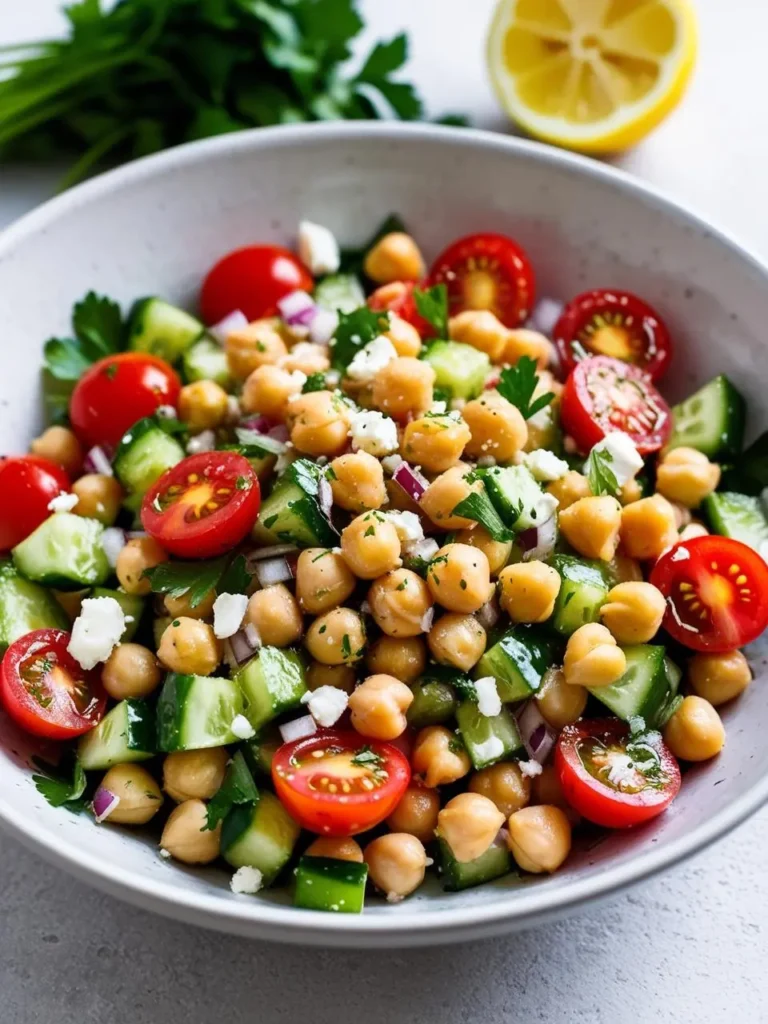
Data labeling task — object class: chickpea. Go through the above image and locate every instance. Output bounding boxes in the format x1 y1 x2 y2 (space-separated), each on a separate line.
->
178 380 229 432
226 319 287 379
160 799 221 864
535 667 587 729
449 309 508 362
164 588 216 621
401 414 471 474
30 425 83 477
295 548 356 615
280 341 331 376
412 725 471 788
559 496 622 562
664 695 725 761
427 613 487 671
619 478 643 506
348 673 413 740
502 328 551 369
245 583 303 647
71 473 123 526
116 536 168 596
341 511 402 579
329 451 387 512
688 650 752 706
306 836 364 863
364 833 427 901
386 785 440 844
371 357 435 421
498 561 561 623
304 607 366 665
546 470 591 510
620 494 679 560
102 643 161 700
427 543 492 614
383 313 422 358
563 623 626 688
468 762 530 818
437 792 505 862
680 521 709 543
421 465 481 530
368 569 432 638
157 617 220 676
99 764 163 825
364 232 425 284
656 447 721 508
506 805 571 874
163 748 229 803
455 524 512 576
288 390 352 458
531 764 579 823
306 661 357 694
366 636 426 682
600 581 666 644
241 364 302 419
462 391 528 463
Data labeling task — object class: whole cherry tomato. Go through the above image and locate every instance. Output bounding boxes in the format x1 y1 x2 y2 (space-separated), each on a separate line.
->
200 245 313 324
0 456 70 551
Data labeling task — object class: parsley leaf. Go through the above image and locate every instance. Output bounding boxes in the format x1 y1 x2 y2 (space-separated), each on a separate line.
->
354 34 422 120
44 291 124 381
413 283 449 339
496 356 555 420
143 554 250 608
302 372 327 393
31 756 87 812
586 446 621 498
451 488 513 542
204 751 259 831
351 745 385 773
329 306 391 372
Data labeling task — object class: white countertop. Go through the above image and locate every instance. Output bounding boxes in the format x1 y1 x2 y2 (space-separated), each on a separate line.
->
2 1 767 1020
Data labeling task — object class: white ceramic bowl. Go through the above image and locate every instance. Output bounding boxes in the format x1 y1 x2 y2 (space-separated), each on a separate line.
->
1 123 767 948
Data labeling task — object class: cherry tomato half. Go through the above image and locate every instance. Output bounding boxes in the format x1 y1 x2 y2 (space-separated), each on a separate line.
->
0 456 70 552
555 719 681 829
141 452 260 560
368 280 433 338
272 729 411 836
554 290 672 381
560 355 672 456
650 535 768 652
427 232 535 327
200 245 313 325
70 352 181 450
0 629 106 740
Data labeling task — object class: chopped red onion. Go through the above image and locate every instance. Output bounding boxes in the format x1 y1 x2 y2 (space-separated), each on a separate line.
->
516 701 557 764
518 516 558 563
420 607 435 633
92 786 120 824
527 297 564 337
100 527 127 568
309 308 338 345
246 544 299 565
278 290 317 327
393 461 428 502
243 623 261 649
253 556 294 588
223 626 261 670
279 715 318 743
239 415 273 434
475 596 500 632
84 445 114 477
318 476 333 517
268 423 290 444
209 309 248 345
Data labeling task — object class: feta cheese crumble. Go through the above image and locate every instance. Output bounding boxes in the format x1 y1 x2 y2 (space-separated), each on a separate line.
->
523 449 569 483
518 759 543 779
301 685 349 728
532 492 560 523
100 527 127 568
212 592 249 639
381 453 404 476
474 677 502 718
67 596 126 670
349 409 399 457
231 714 255 740
473 736 505 764
346 336 397 382
385 510 425 552
297 220 340 276
591 431 643 487
47 492 79 513
230 866 264 895
187 429 216 455
288 370 308 389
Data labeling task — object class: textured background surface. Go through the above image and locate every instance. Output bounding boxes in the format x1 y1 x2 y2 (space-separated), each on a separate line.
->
2 1 768 1020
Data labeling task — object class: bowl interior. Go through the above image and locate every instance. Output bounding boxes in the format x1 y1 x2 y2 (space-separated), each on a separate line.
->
1 124 767 945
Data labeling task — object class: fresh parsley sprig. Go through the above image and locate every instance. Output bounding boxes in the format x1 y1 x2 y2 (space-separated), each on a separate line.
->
204 751 259 831
585 447 621 498
44 291 124 381
329 306 390 372
496 356 555 421
143 553 250 608
451 487 513 543
413 283 449 339
31 756 88 812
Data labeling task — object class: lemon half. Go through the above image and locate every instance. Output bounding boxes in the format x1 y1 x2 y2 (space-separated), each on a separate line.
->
487 0 698 153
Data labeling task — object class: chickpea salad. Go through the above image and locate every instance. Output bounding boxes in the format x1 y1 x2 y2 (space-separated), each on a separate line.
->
2 215 768 911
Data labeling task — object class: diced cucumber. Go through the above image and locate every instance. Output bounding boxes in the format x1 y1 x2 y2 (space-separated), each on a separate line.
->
422 341 490 400
668 375 746 459
704 492 768 555
407 679 458 729
12 514 109 591
438 838 512 892
551 554 609 635
113 416 185 498
182 336 232 389
294 856 368 913
242 723 283 775
254 461 339 548
0 559 68 653
235 647 306 731
456 701 525 769
157 672 245 751
474 625 560 702
483 465 548 531
222 792 301 883
78 699 156 769
128 297 203 363
90 587 144 642
314 274 366 314
587 645 670 726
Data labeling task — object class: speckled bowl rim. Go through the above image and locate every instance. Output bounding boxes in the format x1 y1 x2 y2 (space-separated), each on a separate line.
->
1 122 767 947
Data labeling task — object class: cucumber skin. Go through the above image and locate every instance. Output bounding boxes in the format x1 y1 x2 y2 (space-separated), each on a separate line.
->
113 416 185 496
156 673 243 751
704 492 768 553
78 699 156 770
235 647 307 731
587 645 669 726
12 514 109 591
294 856 368 913
474 626 561 702
406 680 458 729
222 792 301 883
456 701 525 770
0 560 68 654
550 555 609 635
668 375 746 459
128 298 204 363
439 839 512 892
